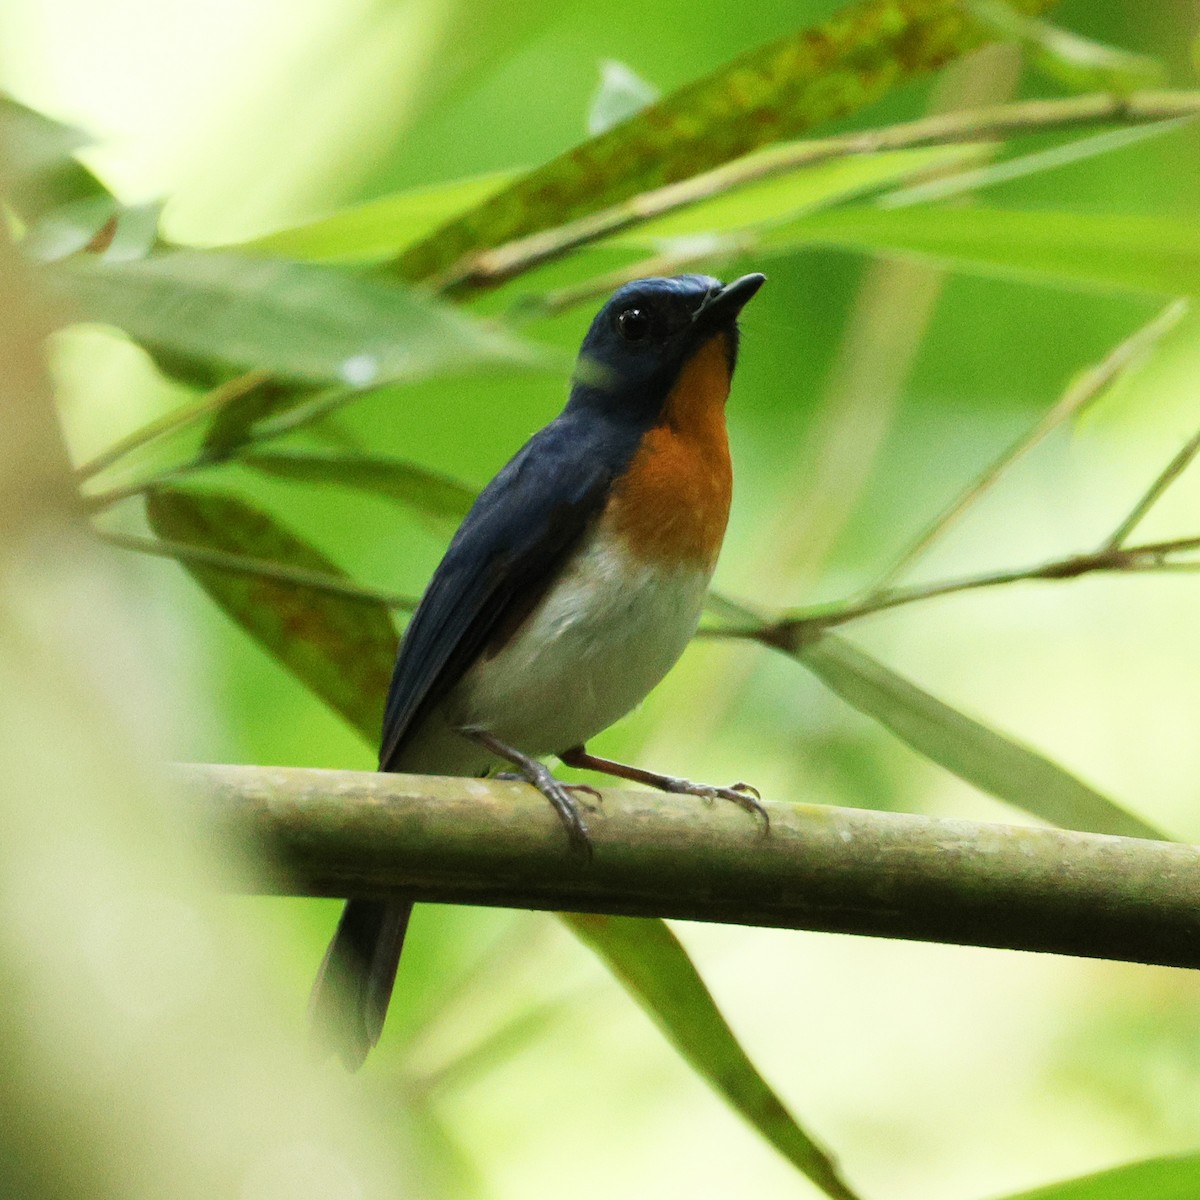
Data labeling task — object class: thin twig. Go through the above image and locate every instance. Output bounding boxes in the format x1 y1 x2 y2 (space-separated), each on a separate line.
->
97 529 418 610
431 91 1200 294
864 298 1189 596
73 370 270 483
1104 426 1200 550
756 534 1200 644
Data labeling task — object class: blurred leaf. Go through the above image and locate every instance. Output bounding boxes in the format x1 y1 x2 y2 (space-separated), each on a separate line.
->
765 206 1200 296
0 92 112 234
994 1153 1200 1200
240 170 517 264
615 144 987 244
201 379 318 458
242 449 476 531
146 486 396 739
0 92 88 180
49 249 545 385
563 913 861 1200
798 635 1165 839
587 60 660 137
969 0 1163 93
392 0 1057 281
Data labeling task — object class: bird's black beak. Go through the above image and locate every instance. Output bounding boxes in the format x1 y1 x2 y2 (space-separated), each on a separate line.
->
692 273 766 333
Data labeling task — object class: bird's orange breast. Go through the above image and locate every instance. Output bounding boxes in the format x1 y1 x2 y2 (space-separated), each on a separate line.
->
603 333 734 569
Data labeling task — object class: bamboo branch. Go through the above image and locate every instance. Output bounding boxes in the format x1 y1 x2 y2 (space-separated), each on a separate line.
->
432 90 1200 294
189 762 1200 969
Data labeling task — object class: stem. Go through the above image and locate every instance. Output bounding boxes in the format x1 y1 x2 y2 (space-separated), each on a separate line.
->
764 535 1200 641
867 297 1189 595
73 370 270 483
1105 426 1200 549
189 762 1200 969
433 91 1200 294
97 529 418 610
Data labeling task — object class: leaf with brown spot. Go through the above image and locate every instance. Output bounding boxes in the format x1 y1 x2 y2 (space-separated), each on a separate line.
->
146 486 396 741
393 0 1057 283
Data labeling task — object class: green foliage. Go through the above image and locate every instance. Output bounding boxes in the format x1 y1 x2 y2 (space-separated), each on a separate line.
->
15 0 1200 1193
564 913 860 1200
392 0 1058 281
799 635 1164 839
145 487 398 738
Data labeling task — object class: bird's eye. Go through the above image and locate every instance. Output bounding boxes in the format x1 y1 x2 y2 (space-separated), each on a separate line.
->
617 307 651 342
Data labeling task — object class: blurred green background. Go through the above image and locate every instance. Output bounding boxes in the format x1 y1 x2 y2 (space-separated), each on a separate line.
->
6 0 1200 1197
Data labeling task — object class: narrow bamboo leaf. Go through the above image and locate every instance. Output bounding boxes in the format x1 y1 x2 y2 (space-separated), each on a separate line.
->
240 171 518 264
969 0 1163 94
799 635 1164 839
241 449 476 530
563 913 861 1200
146 486 396 739
614 144 985 245
49 250 545 386
993 1153 1200 1200
392 0 1057 281
201 380 319 458
765 206 1200 296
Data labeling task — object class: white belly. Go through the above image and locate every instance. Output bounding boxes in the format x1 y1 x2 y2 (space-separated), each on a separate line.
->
396 528 711 774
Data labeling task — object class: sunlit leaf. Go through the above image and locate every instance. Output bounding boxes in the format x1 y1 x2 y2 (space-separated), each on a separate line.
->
146 486 396 738
613 144 986 244
587 60 659 137
764 206 1200 296
240 171 517 264
241 449 476 532
563 913 861 1200
969 0 1163 94
48 250 547 386
798 635 1165 839
993 1152 1200 1200
392 0 1057 281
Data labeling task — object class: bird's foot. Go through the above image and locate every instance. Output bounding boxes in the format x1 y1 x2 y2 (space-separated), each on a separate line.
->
463 728 594 858
558 746 769 835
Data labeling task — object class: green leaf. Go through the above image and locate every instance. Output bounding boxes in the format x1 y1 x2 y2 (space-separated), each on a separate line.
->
562 913 860 1200
992 1153 1200 1200
49 250 546 386
969 0 1163 94
241 449 476 532
392 0 1057 282
0 92 113 231
764 205 1200 296
615 144 986 244
146 486 396 739
201 380 319 458
239 170 518 264
798 635 1165 839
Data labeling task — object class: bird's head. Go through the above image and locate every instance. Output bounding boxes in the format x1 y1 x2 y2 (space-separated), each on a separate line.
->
567 273 765 425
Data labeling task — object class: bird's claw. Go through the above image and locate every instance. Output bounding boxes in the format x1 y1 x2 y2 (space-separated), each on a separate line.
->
659 776 770 835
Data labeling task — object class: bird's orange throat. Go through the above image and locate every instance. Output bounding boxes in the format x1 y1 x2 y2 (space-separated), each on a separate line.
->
604 333 734 569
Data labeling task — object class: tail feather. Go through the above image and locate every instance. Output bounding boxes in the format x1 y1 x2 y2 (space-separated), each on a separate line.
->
309 898 413 1070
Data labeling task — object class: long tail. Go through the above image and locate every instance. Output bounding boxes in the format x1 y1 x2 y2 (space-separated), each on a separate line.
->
309 898 413 1070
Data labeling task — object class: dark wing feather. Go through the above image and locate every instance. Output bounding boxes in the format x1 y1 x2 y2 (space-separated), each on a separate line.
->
378 414 626 771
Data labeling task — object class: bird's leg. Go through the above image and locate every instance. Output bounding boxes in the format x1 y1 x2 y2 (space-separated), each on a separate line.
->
558 745 769 833
459 727 597 859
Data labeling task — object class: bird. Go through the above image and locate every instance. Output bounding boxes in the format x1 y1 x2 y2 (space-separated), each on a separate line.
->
310 271 767 1069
